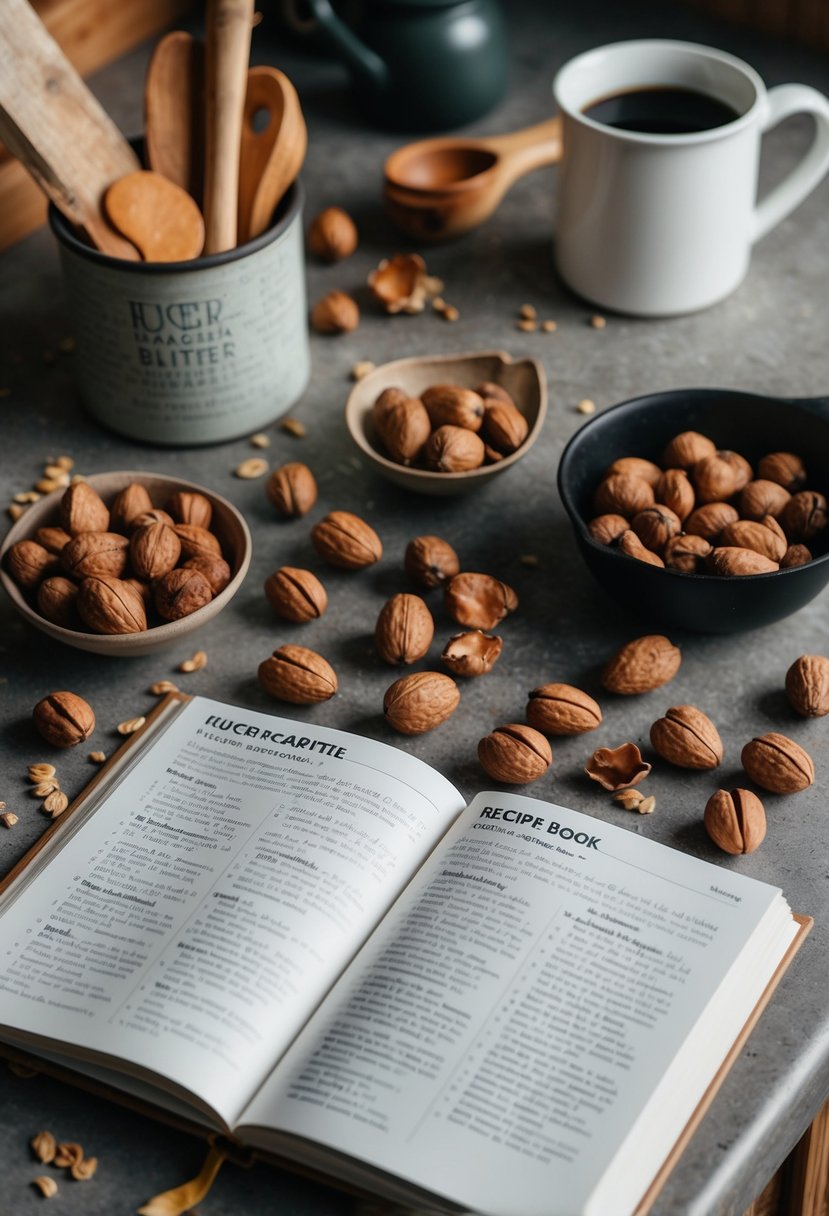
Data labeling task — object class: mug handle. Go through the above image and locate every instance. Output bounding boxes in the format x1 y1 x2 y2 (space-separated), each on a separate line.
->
752 83 829 243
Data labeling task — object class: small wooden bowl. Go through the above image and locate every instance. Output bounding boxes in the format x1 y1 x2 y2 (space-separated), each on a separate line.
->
0 471 252 656
344 350 547 496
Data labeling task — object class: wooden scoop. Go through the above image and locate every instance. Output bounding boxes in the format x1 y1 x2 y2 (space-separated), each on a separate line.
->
238 66 307 244
0 0 140 259
383 115 563 241
144 31 204 202
203 0 255 254
105 171 205 262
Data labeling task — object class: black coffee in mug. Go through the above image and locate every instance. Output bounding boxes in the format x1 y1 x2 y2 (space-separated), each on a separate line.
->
582 86 741 134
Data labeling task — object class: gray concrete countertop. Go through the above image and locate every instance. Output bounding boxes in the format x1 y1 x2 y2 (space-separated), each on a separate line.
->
2 1 829 1213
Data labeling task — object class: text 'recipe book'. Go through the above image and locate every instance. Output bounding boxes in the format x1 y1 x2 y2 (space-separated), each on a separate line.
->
0 694 810 1216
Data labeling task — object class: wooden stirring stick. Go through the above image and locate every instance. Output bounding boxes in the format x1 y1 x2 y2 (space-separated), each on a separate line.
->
105 171 205 262
0 0 140 259
203 0 255 253
145 31 204 203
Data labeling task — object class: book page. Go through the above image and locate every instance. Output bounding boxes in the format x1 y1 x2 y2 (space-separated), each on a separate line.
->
243 792 796 1216
0 696 464 1129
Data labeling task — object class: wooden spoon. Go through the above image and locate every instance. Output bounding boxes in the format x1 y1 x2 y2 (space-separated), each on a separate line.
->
105 171 205 262
144 31 204 202
238 66 307 244
383 116 563 241
0 0 140 259
203 0 255 254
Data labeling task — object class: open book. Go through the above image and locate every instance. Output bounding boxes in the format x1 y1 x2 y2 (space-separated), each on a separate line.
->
0 694 809 1216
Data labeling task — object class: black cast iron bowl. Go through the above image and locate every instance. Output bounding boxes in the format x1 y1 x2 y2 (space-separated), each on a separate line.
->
557 387 829 634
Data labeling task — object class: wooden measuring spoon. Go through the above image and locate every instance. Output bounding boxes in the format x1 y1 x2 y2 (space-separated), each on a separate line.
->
383 115 563 241
203 0 255 254
105 171 205 262
144 31 204 202
0 0 140 259
238 66 307 244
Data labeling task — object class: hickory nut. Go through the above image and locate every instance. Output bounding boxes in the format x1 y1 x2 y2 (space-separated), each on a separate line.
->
781 491 828 541
265 567 328 622
310 289 359 334
602 635 681 695
311 510 382 568
422 385 485 432
741 732 815 793
424 425 485 472
37 576 79 627
154 568 212 620
375 593 434 665
444 572 518 631
60 481 110 535
129 523 181 581
5 539 58 589
404 535 460 589
167 490 213 530
684 501 739 541
649 705 723 769
77 575 148 634
663 534 712 573
441 630 502 677
266 462 318 519
654 468 695 521
704 788 766 854
258 644 337 703
593 473 655 519
631 505 681 554
478 724 552 784
374 397 432 465
757 451 807 493
110 482 153 532
661 430 716 469
707 547 778 576
526 683 602 735
383 671 459 734
585 742 651 790
693 452 738 503
618 529 665 567
588 514 629 546
307 206 358 262
33 691 95 748
785 654 829 718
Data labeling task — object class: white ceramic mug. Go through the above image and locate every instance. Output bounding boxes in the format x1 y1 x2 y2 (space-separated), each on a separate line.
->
552 40 829 316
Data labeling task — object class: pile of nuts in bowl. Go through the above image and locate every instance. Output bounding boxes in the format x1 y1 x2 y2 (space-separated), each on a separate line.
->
4 481 231 634
371 381 529 472
589 429 827 573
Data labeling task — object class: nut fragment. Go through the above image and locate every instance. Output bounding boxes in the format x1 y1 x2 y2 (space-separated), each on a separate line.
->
478 724 552 784
88 751 107 763
375 593 434 665
441 631 502 677
704 788 766 854
785 654 829 718
602 635 681 695
404 535 460 589
27 763 56 782
526 683 602 735
741 732 814 793
585 742 651 790
311 511 382 569
307 206 358 262
33 692 95 748
266 462 318 518
149 680 179 695
54 1142 84 1168
31 1131 57 1163
637 795 656 815
0 812 17 828
444 572 518 631
234 457 269 479
179 650 207 673
70 1157 98 1181
310 290 360 334
32 1176 58 1198
265 567 328 622
117 716 146 736
368 253 427 313
258 644 337 703
614 788 645 810
649 706 723 769
43 790 69 816
383 671 459 734
280 416 307 438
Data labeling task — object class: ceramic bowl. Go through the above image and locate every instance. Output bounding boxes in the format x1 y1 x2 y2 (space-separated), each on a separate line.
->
0 471 252 656
344 350 547 496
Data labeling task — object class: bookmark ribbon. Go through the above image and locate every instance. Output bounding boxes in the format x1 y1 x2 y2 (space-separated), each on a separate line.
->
137 1143 226 1216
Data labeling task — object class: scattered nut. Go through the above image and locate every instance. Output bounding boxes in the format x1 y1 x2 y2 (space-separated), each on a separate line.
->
234 457 269 479
33 692 95 748
478 723 552 784
741 732 814 793
585 742 651 790
601 635 681 695
117 716 146 736
179 651 207 673
307 206 358 262
266 462 318 518
258 644 337 703
404 535 460 590
785 654 829 717
311 511 382 569
375 593 434 665
519 304 537 320
27 763 56 782
54 1143 84 1168
526 683 602 735
32 1175 58 1198
383 671 459 734
614 788 645 810
704 788 766 854
310 290 360 334
649 705 723 769
265 567 328 623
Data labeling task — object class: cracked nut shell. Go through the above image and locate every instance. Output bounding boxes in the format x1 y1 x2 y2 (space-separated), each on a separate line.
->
441 630 502 677
585 742 651 790
444 572 518 631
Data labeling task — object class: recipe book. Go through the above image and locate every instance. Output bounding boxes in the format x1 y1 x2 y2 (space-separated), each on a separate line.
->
0 693 809 1216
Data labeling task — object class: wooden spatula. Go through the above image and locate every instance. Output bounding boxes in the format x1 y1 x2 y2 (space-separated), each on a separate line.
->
106 171 205 262
0 0 140 259
145 31 204 203
238 66 307 244
203 0 256 254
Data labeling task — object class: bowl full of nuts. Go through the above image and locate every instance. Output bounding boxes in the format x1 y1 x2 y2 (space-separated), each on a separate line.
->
557 387 829 633
345 350 546 495
0 471 252 656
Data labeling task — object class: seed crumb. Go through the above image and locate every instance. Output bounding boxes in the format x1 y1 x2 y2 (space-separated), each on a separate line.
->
149 679 179 696
423 275 444 295
0 812 18 828
234 457 269 479
32 1175 58 1198
541 320 558 333
519 554 539 568
8 503 25 521
350 361 375 382
589 314 606 329
54 1143 84 1169
55 455 74 470
637 795 656 815
614 788 644 810
70 1156 98 1181
31 1131 57 1163
31 781 60 797
280 417 306 438
27 763 56 782
88 751 107 764
179 650 208 673
69 473 86 484
576 398 596 415
117 716 146 736
431 297 446 312
43 791 69 817
441 305 459 322
516 318 537 333
518 303 537 321
250 432 271 449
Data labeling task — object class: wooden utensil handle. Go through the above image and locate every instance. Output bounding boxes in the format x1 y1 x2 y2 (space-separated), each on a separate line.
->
203 0 255 254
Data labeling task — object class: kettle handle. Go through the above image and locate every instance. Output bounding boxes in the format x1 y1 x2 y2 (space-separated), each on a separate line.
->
305 0 388 90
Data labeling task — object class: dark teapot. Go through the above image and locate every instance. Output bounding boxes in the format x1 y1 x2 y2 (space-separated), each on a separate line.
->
306 0 508 132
